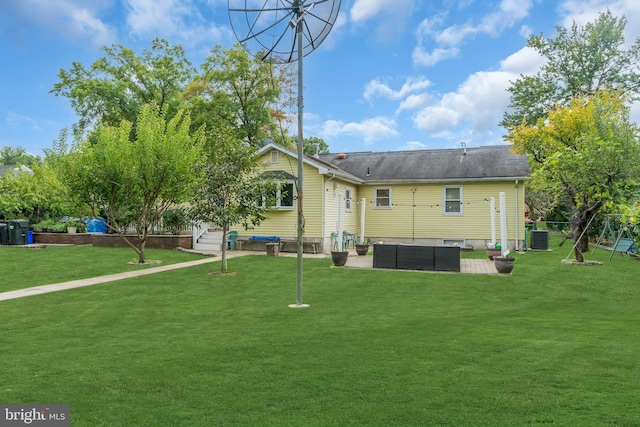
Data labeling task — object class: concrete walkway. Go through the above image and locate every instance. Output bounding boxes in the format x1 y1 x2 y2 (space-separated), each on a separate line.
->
0 249 497 303
0 250 247 302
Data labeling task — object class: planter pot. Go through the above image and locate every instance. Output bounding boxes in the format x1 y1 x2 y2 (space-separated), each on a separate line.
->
355 244 370 256
331 251 349 266
67 226 77 234
494 256 516 274
486 248 501 260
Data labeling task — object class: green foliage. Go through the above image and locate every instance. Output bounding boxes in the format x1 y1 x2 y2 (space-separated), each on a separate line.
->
188 124 277 272
0 163 70 222
507 90 640 261
281 135 330 154
162 207 190 235
501 11 640 130
51 38 194 136
183 44 283 147
62 103 204 263
0 146 42 166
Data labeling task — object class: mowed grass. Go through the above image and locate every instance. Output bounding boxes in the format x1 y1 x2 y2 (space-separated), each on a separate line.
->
0 245 205 292
1 236 640 426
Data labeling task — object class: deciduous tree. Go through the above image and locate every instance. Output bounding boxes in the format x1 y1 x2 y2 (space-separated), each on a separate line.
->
51 38 194 137
507 90 640 261
501 11 640 131
183 44 284 147
188 124 277 273
64 103 204 263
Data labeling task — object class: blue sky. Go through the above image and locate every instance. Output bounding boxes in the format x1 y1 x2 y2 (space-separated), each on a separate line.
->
2 0 640 157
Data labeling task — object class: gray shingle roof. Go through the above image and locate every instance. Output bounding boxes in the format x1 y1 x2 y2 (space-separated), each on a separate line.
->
317 145 530 182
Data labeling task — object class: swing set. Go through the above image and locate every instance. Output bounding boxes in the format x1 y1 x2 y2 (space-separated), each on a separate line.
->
592 214 638 261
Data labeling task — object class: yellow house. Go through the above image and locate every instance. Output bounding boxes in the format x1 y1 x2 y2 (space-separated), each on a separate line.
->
223 142 530 252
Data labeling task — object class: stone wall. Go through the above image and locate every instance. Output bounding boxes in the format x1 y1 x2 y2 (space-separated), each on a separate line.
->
32 233 192 249
91 234 192 249
33 233 93 245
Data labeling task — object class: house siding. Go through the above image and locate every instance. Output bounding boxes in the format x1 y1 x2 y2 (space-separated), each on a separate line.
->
323 180 360 250
235 151 325 242
361 181 526 249
233 144 530 253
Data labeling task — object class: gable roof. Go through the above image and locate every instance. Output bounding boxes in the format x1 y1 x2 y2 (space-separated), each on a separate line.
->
258 143 363 184
318 145 530 183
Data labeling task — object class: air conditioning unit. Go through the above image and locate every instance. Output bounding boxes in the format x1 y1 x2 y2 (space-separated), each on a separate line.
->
530 230 549 250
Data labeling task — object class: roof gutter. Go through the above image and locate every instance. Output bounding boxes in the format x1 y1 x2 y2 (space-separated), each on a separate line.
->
360 176 530 185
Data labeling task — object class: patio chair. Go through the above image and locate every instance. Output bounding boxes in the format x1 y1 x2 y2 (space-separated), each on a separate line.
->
343 231 357 249
226 230 238 250
331 231 339 250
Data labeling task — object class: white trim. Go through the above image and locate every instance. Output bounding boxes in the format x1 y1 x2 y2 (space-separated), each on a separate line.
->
443 185 463 215
261 180 295 210
345 188 352 212
374 187 392 209
270 151 279 163
442 238 465 247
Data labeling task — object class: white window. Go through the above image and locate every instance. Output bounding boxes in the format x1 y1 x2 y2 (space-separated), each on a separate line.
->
443 186 463 215
270 151 279 164
345 188 352 212
374 187 391 208
261 181 294 209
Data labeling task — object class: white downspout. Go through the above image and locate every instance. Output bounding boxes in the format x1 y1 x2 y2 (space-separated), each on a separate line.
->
490 197 496 245
360 198 366 244
514 180 519 251
500 192 508 256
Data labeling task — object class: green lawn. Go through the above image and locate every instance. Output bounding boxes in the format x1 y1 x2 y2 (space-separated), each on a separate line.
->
0 245 205 292
1 238 640 426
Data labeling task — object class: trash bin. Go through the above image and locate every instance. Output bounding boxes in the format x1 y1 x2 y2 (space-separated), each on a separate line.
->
8 220 29 245
0 223 8 245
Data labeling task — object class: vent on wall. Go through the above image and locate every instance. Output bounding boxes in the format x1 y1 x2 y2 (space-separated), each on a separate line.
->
530 230 549 250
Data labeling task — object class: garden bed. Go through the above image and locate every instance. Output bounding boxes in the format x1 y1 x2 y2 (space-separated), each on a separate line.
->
32 232 192 249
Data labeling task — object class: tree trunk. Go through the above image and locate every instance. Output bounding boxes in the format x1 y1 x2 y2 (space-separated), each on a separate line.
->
571 216 590 263
221 223 228 273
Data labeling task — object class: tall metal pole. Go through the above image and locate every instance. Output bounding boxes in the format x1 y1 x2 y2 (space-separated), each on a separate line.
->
293 4 306 307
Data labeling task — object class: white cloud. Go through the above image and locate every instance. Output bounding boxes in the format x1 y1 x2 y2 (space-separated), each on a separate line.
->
321 117 398 144
125 0 228 46
413 0 534 67
397 141 428 151
499 46 545 75
3 0 116 47
558 0 640 41
349 0 415 42
413 62 534 141
364 77 432 101
6 112 42 131
397 93 432 113
412 47 460 67
349 0 412 23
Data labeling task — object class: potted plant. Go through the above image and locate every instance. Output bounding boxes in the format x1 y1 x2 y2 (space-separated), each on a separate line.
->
355 239 370 256
51 222 68 233
494 254 516 274
33 218 56 232
486 243 502 260
65 219 85 234
331 250 349 266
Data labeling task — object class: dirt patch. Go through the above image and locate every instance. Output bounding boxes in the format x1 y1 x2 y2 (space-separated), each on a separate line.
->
208 271 237 277
561 259 602 266
128 260 162 266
